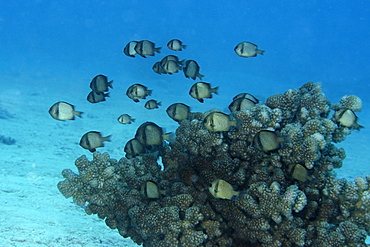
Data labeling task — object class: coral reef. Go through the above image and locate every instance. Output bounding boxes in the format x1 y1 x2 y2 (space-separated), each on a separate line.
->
0 135 16 145
58 82 369 246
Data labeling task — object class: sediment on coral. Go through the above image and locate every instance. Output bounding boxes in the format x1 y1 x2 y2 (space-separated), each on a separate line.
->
58 82 369 246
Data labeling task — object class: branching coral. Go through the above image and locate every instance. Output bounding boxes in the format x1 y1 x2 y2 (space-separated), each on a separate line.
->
58 82 369 246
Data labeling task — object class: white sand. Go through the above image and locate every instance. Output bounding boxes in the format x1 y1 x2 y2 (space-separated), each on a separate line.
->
0 74 369 246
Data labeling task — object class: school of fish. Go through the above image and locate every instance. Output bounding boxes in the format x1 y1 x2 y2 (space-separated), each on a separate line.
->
49 39 363 200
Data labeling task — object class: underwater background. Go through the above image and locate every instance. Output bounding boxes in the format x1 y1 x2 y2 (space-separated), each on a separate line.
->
0 1 369 246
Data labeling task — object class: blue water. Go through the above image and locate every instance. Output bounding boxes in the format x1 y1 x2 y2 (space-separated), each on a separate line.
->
2 1 369 99
1 1 369 246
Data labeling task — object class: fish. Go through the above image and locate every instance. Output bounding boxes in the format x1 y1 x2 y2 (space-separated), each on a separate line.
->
117 114 135 124
79 131 111 152
162 60 182 74
126 84 152 102
135 122 169 147
49 101 83 121
144 99 161 109
333 108 363 130
90 74 113 93
152 62 167 74
228 98 257 112
234 41 264 57
167 39 187 51
166 103 192 122
204 112 237 132
189 82 218 103
134 40 161 58
86 91 109 103
123 41 138 57
124 138 146 159
183 60 204 80
253 130 286 153
140 180 166 199
232 93 259 103
209 179 240 200
288 164 313 182
160 55 184 67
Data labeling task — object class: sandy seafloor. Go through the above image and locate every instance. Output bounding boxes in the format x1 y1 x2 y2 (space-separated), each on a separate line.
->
1 69 369 246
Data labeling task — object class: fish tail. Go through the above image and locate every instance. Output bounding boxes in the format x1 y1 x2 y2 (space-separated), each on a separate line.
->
230 120 238 127
182 45 187 49
155 47 162 53
280 134 290 144
231 191 241 201
179 59 186 66
234 119 243 130
197 73 204 80
163 132 176 143
353 122 364 130
108 80 113 89
212 86 219 95
147 90 153 96
74 111 83 118
103 135 112 142
258 49 265 55
237 191 248 200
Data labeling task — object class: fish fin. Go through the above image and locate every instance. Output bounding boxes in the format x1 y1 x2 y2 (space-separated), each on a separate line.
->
163 132 176 143
278 134 290 145
197 73 204 80
235 119 243 130
103 135 112 142
238 191 247 199
230 120 238 127
231 193 240 201
212 86 219 95
353 123 364 130
108 80 113 89
134 99 140 102
155 47 162 53
89 148 96 152
198 98 204 103
74 111 83 118
160 189 168 197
